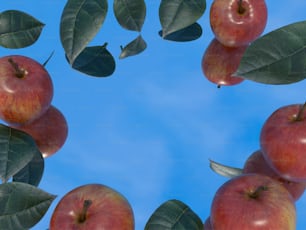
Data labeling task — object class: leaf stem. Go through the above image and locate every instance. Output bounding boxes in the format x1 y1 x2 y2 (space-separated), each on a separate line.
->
78 199 92 223
237 0 246 14
248 186 268 199
8 58 28 78
295 102 306 121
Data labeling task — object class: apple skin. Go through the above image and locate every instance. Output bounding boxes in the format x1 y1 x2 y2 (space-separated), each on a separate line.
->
0 55 53 124
12 105 68 158
203 217 213 230
50 184 135 230
242 150 306 201
210 0 268 47
201 38 247 87
210 174 296 230
260 104 306 183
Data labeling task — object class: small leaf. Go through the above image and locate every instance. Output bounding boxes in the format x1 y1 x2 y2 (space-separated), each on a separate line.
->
0 182 56 230
113 0 146 32
0 124 37 183
209 159 242 178
159 23 202 42
159 0 206 37
235 20 306 84
0 10 44 48
145 199 203 230
70 44 116 77
60 0 108 63
119 35 147 59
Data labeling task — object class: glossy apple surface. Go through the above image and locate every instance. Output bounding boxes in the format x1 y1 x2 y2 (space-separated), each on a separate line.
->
260 103 306 182
50 184 135 230
0 55 53 124
211 174 296 229
210 0 268 47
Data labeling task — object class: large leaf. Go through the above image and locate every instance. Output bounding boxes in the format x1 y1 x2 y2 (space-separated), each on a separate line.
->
235 20 306 84
119 35 147 59
113 0 146 32
159 0 206 37
145 199 203 230
209 159 242 178
0 10 44 48
0 124 37 183
0 182 56 230
159 23 202 42
60 0 108 63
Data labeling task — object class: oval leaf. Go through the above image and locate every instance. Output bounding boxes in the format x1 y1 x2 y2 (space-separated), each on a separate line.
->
119 35 147 59
209 159 242 178
70 44 116 77
235 20 306 84
145 199 203 230
0 182 56 230
159 23 202 42
0 124 37 183
60 0 108 63
0 10 44 49
159 0 206 37
113 0 146 32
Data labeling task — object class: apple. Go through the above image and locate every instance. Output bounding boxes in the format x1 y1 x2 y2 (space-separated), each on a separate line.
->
260 103 306 183
203 217 213 230
12 105 68 158
50 183 135 230
210 174 296 229
201 38 247 87
0 55 53 124
242 150 306 201
210 0 268 47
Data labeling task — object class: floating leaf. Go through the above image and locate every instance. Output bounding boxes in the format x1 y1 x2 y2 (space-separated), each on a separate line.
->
159 0 206 37
235 20 306 84
0 124 37 183
70 44 115 77
209 159 242 178
60 0 108 63
119 35 147 59
145 199 203 230
0 10 44 48
113 0 146 31
0 182 56 230
159 23 202 42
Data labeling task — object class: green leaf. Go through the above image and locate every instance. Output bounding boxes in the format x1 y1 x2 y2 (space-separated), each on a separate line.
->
70 44 116 77
113 0 146 32
60 0 108 63
145 199 203 230
159 23 202 42
13 149 44 187
0 182 56 230
0 10 44 49
159 0 206 37
119 35 147 59
235 20 306 84
209 159 242 178
0 124 37 183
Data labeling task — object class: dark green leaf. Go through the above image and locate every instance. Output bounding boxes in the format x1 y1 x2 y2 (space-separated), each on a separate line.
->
159 0 206 37
70 44 116 77
0 182 56 230
113 0 146 32
0 10 44 49
119 35 147 59
0 124 37 183
235 20 306 84
209 159 242 178
60 0 108 63
159 23 202 42
13 149 44 187
145 199 203 230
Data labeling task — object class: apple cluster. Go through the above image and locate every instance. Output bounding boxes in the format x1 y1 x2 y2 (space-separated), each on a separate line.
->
205 102 306 229
0 55 68 158
201 0 268 87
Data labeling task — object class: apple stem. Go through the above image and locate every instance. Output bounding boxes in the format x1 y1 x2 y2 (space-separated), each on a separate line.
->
8 58 28 78
294 102 306 122
237 0 246 14
249 186 268 199
78 199 93 223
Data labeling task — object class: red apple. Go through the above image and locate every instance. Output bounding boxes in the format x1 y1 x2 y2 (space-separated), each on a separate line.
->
210 174 296 229
50 184 135 230
210 0 268 47
0 55 53 124
12 105 68 158
201 38 247 87
203 217 213 230
260 103 306 183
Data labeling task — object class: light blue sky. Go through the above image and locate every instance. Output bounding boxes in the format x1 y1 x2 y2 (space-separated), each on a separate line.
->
3 1 306 229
